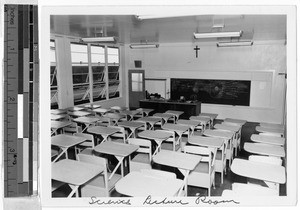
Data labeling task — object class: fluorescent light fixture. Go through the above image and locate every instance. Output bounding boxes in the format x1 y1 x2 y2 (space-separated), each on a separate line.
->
217 41 253 47
130 43 159 49
81 37 116 43
194 31 242 39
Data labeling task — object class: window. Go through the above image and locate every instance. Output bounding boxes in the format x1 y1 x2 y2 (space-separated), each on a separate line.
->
107 47 120 99
71 43 89 105
50 40 58 108
50 39 121 107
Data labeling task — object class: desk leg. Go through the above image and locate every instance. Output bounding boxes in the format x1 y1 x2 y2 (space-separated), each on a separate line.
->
177 169 189 196
68 185 79 198
52 148 68 163
109 156 124 180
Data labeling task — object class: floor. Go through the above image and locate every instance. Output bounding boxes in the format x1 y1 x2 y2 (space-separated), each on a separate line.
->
52 119 286 197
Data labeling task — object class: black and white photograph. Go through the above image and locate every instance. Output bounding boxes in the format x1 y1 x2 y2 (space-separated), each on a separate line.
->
37 0 298 209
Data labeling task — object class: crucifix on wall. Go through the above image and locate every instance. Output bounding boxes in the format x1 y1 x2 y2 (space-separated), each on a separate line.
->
194 45 200 58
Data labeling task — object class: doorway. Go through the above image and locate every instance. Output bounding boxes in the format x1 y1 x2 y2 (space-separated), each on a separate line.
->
128 69 145 109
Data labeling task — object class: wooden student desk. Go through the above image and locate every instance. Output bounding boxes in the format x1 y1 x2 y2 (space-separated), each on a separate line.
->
51 120 72 136
103 113 127 125
153 150 202 196
52 159 104 197
198 113 218 126
73 116 100 132
165 110 184 123
51 134 87 162
203 129 234 140
51 109 67 115
177 119 201 135
120 110 140 121
67 106 85 112
231 158 286 184
214 123 242 156
68 110 91 118
115 171 183 197
153 113 175 125
162 123 191 142
189 116 211 130
84 104 101 110
92 108 110 116
117 121 145 139
188 135 224 149
87 126 120 142
51 114 67 121
94 141 139 180
260 122 284 130
136 108 154 117
255 126 284 137
138 130 173 155
244 142 285 157
224 118 247 126
250 134 285 146
135 116 163 130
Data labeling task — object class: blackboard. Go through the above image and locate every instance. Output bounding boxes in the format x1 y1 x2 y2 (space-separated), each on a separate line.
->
171 78 251 106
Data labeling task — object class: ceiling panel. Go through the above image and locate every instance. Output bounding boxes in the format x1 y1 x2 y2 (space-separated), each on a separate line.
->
50 15 286 44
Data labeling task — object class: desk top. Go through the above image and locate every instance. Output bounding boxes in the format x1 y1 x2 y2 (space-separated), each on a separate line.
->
73 116 100 124
93 108 110 114
138 130 173 141
256 126 284 135
51 134 87 148
51 109 67 115
67 106 85 112
190 116 211 124
115 171 183 197
94 141 138 157
165 110 184 116
137 117 162 124
188 135 224 148
153 113 174 120
51 121 72 129
68 110 91 117
198 113 218 120
250 134 285 146
103 113 127 120
177 119 200 127
136 108 154 114
244 142 285 157
120 110 140 116
51 114 67 121
87 126 120 136
153 150 201 171
260 123 284 130
214 123 241 132
203 129 234 139
231 158 286 184
84 104 101 109
224 118 247 125
52 159 104 186
117 121 145 129
162 123 190 133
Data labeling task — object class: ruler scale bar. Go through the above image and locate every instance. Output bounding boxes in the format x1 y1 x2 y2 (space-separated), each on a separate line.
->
4 4 38 197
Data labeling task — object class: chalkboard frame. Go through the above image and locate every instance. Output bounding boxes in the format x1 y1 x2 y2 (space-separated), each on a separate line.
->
170 78 251 106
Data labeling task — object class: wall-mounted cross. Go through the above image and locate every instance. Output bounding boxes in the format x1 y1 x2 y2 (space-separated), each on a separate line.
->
194 45 200 58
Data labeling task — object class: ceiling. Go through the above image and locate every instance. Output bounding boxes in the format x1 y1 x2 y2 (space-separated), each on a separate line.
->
50 15 286 44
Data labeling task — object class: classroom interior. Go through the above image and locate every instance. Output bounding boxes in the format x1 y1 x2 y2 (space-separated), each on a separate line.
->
49 12 288 198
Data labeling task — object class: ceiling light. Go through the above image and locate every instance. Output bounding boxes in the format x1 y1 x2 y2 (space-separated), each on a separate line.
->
194 31 242 39
81 37 116 43
217 41 253 47
130 43 159 49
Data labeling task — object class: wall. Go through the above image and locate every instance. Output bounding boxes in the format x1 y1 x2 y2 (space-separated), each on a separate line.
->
125 41 286 123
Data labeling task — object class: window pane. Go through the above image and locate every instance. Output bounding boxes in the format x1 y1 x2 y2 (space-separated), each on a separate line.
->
91 45 105 63
108 47 119 63
50 40 56 63
71 43 88 63
132 73 142 82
